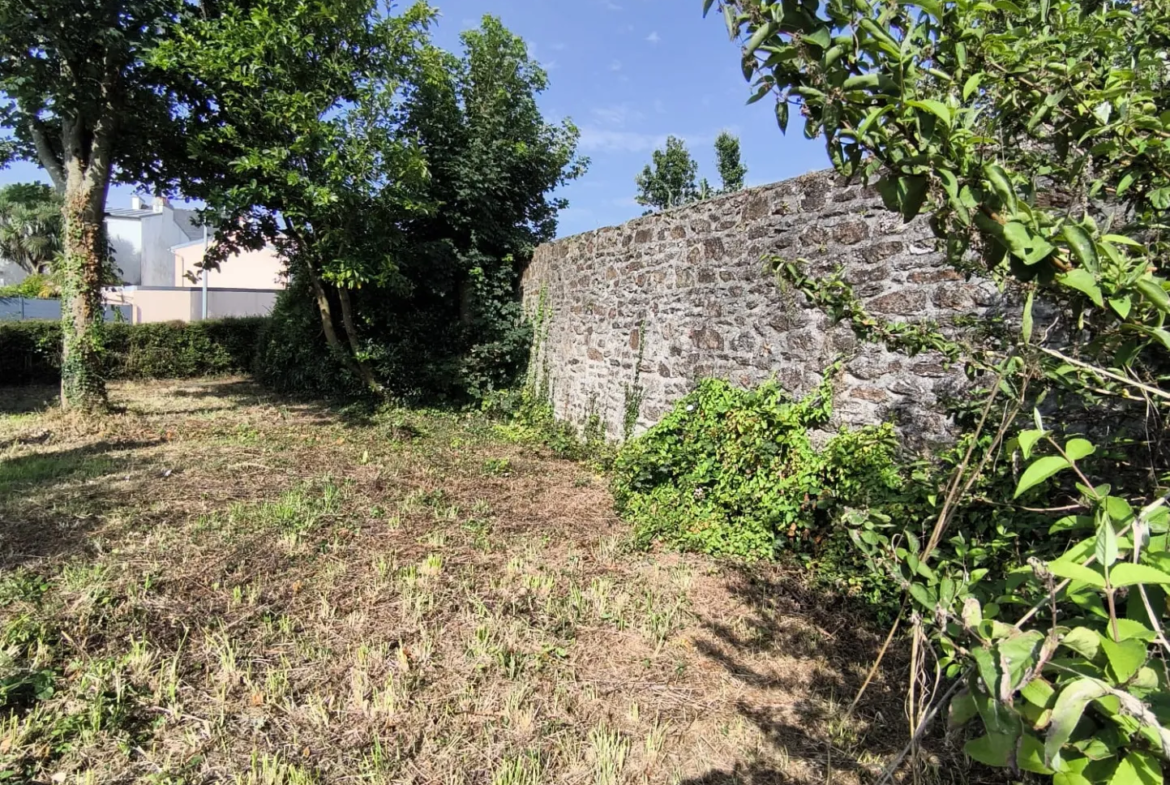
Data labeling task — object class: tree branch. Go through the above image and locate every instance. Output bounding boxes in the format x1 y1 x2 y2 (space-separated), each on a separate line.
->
27 118 66 193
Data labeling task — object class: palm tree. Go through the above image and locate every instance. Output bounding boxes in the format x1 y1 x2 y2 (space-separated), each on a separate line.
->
0 184 62 275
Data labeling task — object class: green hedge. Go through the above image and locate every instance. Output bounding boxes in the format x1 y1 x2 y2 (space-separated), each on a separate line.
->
0 317 267 385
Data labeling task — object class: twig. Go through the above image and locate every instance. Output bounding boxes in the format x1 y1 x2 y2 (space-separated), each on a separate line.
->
1038 346 1170 403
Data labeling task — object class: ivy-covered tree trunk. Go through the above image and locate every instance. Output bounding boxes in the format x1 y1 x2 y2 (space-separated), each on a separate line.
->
58 127 113 411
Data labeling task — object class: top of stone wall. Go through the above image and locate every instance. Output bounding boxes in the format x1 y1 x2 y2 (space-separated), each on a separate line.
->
545 168 847 247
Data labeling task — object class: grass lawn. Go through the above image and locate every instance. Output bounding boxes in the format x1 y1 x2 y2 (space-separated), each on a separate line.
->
0 379 933 785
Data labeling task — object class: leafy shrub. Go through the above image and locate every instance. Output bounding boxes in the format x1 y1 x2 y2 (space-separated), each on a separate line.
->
0 273 57 299
611 374 907 560
0 317 266 385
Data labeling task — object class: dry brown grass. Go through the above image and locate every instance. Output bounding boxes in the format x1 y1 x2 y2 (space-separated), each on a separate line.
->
0 379 959 785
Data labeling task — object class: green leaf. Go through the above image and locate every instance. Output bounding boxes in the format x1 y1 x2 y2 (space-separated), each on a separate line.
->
1113 618 1156 642
984 163 1018 212
1111 751 1162 785
1097 517 1118 568
1048 560 1107 588
963 73 983 100
1045 679 1110 769
1110 296 1133 319
907 99 952 127
1098 634 1146 680
1062 223 1100 273
948 688 978 728
1021 677 1056 708
1022 289 1035 344
775 100 789 133
1110 563 1170 587
1019 732 1055 774
1059 270 1105 308
908 582 935 609
1136 277 1170 314
1004 222 1032 257
965 733 1017 767
1018 429 1045 459
1061 627 1101 659
1015 456 1071 497
1065 439 1095 462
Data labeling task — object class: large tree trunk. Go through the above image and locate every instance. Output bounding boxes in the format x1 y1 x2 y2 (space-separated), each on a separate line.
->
58 120 113 411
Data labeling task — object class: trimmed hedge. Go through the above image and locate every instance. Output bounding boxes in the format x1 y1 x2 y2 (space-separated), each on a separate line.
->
1 317 267 385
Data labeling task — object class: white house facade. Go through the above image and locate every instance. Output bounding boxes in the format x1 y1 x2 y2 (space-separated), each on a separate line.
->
106 195 203 286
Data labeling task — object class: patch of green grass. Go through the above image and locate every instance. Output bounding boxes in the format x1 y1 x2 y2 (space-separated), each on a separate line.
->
482 457 514 476
0 452 116 493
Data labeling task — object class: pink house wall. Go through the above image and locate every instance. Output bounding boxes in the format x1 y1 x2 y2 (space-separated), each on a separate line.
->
173 243 286 290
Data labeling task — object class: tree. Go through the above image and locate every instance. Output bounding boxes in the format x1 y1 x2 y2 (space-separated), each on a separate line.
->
715 0 1170 780
713 131 746 192
385 15 587 398
152 0 437 393
0 183 61 275
635 136 699 211
0 0 187 410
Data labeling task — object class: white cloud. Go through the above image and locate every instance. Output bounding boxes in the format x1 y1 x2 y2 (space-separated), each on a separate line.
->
544 60 560 71
610 59 623 72
579 128 670 153
603 0 622 9
550 42 567 51
653 99 665 114
646 31 661 44
591 103 643 127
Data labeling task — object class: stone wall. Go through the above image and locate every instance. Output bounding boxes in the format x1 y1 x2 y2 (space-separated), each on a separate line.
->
520 170 999 447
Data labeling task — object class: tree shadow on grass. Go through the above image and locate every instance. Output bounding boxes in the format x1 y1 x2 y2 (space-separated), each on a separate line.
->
682 564 916 785
0 438 162 569
0 385 58 416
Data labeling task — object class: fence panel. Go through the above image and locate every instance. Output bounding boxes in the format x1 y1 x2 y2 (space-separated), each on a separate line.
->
0 297 130 323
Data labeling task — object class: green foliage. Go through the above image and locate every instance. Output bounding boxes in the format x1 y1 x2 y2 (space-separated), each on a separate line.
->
612 375 905 560
0 184 60 275
0 273 57 299
714 0 1170 780
713 131 747 193
0 318 265 386
1 0 195 410
635 132 749 211
635 135 700 211
222 11 583 403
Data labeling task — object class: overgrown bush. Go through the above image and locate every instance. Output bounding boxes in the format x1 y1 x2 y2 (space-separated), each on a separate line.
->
0 317 265 385
612 374 908 561
0 274 57 299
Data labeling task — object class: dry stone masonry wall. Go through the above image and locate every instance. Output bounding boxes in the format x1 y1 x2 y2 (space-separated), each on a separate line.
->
520 170 1000 447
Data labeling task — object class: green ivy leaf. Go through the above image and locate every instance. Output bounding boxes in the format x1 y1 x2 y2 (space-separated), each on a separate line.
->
1015 456 1072 497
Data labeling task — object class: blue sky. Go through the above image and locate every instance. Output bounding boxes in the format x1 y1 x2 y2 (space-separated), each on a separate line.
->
0 0 831 239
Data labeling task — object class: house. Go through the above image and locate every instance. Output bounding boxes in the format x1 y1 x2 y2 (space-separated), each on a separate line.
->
102 216 287 324
0 194 201 287
106 195 203 285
